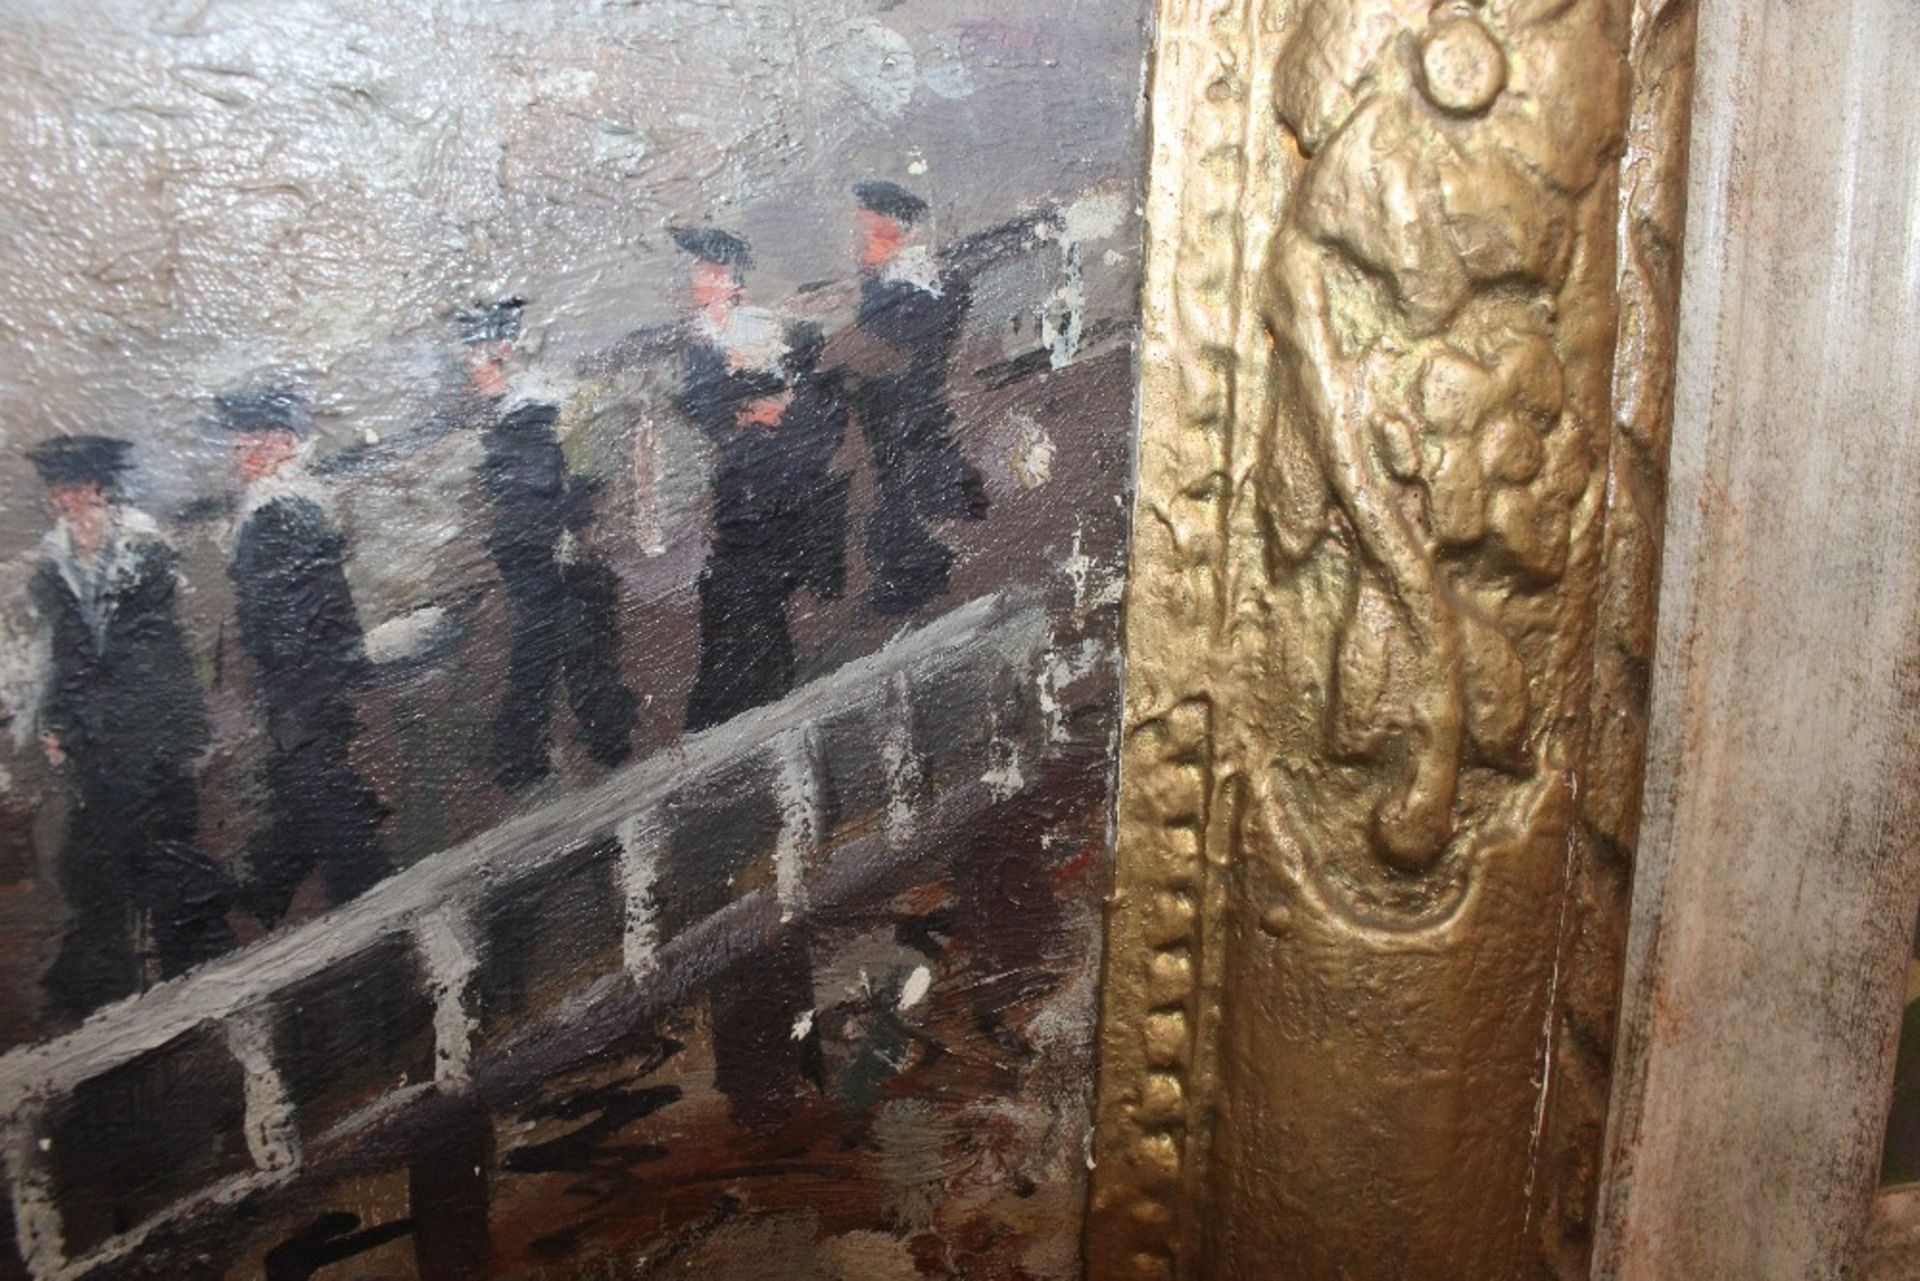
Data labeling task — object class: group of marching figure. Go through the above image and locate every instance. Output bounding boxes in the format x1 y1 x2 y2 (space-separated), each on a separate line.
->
16 181 1002 1023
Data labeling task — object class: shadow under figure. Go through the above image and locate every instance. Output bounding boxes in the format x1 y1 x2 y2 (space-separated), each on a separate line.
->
27 435 234 1021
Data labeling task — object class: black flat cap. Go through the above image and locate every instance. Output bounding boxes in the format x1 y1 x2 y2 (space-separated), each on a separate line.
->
670 226 753 271
215 386 309 435
497 401 560 434
854 181 929 226
456 297 526 345
26 435 134 489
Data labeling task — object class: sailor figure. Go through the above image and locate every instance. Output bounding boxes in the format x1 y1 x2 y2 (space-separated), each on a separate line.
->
673 228 849 732
842 181 989 617
465 299 638 790
222 388 390 924
664 229 848 1125
26 434 231 1019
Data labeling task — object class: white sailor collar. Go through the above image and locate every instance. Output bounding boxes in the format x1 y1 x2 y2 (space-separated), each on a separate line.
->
498 367 570 419
239 465 328 523
695 304 789 372
40 507 163 629
882 245 944 297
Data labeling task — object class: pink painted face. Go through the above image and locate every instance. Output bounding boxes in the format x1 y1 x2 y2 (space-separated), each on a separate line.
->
689 260 743 312
233 430 299 485
465 339 514 398
46 483 112 554
856 209 908 270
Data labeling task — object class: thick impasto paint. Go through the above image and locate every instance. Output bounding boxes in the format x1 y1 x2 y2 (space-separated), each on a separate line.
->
0 2 1148 1276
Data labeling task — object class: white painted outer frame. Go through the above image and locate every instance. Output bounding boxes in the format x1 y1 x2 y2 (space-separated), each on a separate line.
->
1596 1 1920 1275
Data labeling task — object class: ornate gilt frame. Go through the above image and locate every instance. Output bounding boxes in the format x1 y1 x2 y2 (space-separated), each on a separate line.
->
1092 1 1697 1275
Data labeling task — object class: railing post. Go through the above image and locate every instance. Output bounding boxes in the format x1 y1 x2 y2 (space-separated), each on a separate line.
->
882 672 923 844
618 813 661 980
223 1012 301 1175
416 913 481 1088
1034 635 1068 749
772 729 822 922
983 652 1033 801
4 1105 64 1281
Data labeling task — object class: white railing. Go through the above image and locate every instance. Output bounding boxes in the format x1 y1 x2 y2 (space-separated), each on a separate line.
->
0 589 1053 1281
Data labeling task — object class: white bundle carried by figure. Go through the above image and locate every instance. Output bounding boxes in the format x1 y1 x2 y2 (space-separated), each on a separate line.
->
364 604 461 671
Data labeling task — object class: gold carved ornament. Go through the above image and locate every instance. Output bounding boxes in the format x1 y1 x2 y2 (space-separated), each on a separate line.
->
1090 0 1696 1277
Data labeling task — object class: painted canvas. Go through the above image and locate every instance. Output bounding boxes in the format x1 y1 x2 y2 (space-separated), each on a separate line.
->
1883 912 1920 1188
0 2 1148 1276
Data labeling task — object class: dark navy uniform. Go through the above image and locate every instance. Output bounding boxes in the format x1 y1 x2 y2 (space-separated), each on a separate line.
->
223 392 390 924
457 297 638 791
847 182 989 617
478 398 638 788
851 272 986 615
679 321 848 732
27 436 231 1020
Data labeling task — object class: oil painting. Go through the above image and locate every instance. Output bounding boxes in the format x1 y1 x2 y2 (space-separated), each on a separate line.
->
0 1 1148 1275
1884 913 1920 1189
